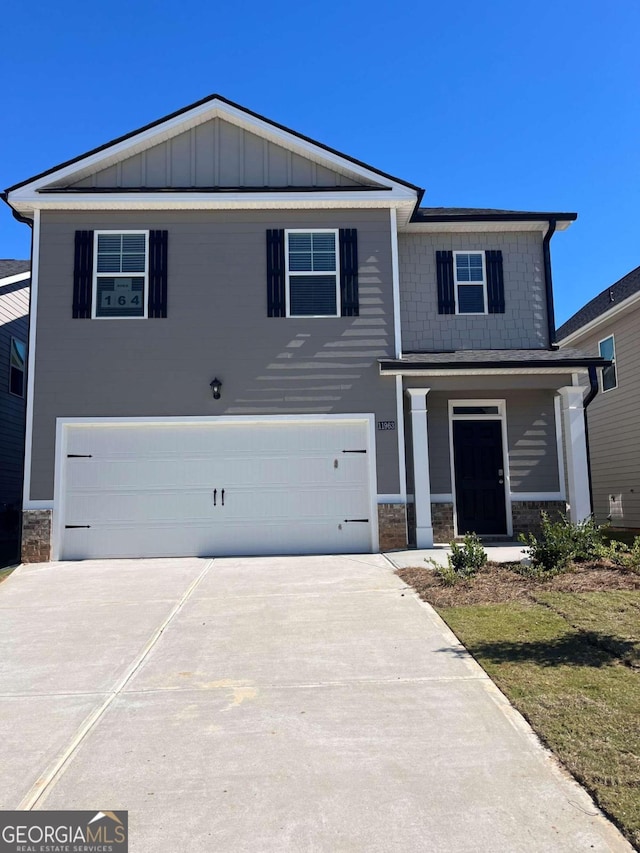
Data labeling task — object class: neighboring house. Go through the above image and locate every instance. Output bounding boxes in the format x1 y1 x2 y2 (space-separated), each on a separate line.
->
0 260 29 552
557 265 640 530
2 94 605 562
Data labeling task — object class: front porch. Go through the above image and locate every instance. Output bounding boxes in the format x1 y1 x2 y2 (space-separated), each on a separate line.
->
380 349 605 548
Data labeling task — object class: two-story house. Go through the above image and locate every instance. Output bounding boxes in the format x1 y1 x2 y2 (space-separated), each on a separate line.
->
557 265 640 530
0 260 29 563
2 95 604 562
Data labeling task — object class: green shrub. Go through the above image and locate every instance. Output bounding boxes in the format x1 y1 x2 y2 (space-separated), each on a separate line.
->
426 533 487 584
567 515 606 561
519 512 606 575
621 537 640 573
592 537 629 565
449 533 487 576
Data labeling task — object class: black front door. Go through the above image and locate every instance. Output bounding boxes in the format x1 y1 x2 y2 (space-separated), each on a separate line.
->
452 420 507 535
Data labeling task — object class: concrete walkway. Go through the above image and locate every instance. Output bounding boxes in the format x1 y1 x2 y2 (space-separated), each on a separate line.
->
0 555 630 852
388 542 529 569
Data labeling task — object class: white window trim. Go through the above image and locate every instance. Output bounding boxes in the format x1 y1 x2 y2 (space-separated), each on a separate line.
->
91 230 149 320
9 336 26 398
598 334 617 392
447 399 512 537
285 228 340 319
453 250 487 316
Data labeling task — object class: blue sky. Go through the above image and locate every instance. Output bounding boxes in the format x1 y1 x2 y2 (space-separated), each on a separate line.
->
1 0 638 325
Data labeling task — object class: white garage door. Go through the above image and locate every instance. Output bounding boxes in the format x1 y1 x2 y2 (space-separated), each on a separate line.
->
59 419 375 560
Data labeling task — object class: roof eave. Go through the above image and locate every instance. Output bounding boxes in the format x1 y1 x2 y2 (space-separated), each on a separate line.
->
410 212 577 224
379 357 607 375
557 287 640 345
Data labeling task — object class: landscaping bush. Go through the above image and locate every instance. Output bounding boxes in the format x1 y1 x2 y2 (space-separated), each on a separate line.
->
427 533 487 584
520 513 609 575
621 537 640 573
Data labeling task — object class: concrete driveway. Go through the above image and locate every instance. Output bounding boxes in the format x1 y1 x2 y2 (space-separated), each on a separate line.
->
0 555 630 852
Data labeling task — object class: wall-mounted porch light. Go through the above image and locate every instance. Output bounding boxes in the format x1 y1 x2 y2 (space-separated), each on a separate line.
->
210 377 222 400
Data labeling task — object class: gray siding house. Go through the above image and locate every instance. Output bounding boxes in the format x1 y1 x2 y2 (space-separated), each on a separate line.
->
557 266 640 530
2 95 604 562
0 261 29 559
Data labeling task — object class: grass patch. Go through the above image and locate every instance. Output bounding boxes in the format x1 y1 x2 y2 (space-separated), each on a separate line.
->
0 567 15 584
398 562 640 848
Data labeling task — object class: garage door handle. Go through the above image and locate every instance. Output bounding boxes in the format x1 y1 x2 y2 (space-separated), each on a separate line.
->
221 489 225 506
344 518 369 523
213 489 217 506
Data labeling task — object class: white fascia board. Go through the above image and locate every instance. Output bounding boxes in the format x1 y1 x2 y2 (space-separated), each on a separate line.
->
11 189 415 209
400 220 572 234
0 271 30 287
557 290 640 346
9 99 418 200
380 366 590 377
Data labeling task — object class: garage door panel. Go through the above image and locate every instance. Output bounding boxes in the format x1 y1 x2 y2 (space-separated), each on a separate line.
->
63 517 368 561
61 420 375 559
65 484 369 526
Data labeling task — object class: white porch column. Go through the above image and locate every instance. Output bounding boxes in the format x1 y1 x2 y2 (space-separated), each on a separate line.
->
558 387 591 522
406 389 433 548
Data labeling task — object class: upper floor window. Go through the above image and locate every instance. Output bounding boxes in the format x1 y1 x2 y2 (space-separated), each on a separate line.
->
599 335 617 391
93 231 148 319
285 230 339 317
9 337 26 397
454 251 487 314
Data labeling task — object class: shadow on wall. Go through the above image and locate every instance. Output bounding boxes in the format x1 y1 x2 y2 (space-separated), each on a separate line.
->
224 254 389 414
508 409 557 491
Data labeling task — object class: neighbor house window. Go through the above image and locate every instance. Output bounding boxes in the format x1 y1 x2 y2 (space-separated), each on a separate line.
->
454 251 486 314
285 230 339 317
93 231 148 318
9 337 26 397
599 335 617 391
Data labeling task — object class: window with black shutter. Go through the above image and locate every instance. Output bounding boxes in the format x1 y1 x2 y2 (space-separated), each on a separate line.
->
437 249 505 315
267 228 359 318
73 229 168 319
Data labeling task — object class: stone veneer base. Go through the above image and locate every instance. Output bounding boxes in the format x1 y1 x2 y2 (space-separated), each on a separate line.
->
430 499 568 544
377 503 407 551
511 500 567 537
21 510 53 563
431 502 455 543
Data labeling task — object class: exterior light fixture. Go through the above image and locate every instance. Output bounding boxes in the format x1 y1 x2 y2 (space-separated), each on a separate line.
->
210 377 222 400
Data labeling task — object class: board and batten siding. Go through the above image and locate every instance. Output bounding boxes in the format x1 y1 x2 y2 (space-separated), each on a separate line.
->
412 388 561 495
398 231 549 351
64 118 372 190
0 278 29 510
31 209 399 500
564 304 640 528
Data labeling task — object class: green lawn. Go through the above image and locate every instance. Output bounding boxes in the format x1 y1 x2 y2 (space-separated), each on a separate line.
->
0 567 15 584
438 593 640 850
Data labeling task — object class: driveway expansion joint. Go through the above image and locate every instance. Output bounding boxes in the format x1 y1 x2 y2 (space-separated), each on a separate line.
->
16 558 214 811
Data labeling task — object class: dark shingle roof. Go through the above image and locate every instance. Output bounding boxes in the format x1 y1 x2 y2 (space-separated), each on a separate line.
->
556 265 640 341
379 348 606 371
0 259 30 279
412 208 577 223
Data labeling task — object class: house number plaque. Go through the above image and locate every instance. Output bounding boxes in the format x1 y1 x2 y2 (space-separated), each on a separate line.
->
377 421 396 431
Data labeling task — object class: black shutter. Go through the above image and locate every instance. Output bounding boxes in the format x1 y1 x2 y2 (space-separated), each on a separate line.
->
486 250 505 314
72 230 94 318
266 229 286 317
148 230 168 318
339 228 359 316
436 250 455 314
